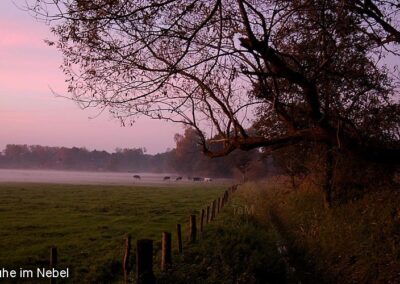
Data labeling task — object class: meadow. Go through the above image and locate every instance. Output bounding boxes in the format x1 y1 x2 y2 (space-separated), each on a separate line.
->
0 183 226 282
1 179 397 284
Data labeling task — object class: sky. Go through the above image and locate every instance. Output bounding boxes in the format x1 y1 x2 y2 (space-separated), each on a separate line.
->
0 0 181 154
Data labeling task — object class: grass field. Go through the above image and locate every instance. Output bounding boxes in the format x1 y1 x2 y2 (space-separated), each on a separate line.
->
0 183 226 282
4 179 396 283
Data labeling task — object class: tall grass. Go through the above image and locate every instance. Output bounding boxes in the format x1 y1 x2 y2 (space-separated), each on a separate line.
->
158 194 287 284
239 180 400 284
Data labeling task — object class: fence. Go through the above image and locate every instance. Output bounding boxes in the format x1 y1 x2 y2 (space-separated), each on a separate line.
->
45 184 239 284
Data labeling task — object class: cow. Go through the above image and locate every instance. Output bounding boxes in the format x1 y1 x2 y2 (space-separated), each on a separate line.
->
204 177 212 182
133 175 141 180
176 176 183 181
163 176 171 181
193 177 203 181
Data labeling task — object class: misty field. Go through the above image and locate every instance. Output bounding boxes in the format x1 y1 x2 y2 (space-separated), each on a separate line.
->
0 183 225 282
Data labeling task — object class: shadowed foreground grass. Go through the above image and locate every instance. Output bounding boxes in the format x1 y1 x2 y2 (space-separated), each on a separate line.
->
0 183 225 282
239 180 400 284
158 194 287 284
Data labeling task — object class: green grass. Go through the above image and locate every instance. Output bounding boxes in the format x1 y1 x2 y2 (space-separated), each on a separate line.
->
158 192 287 284
0 183 225 282
6 180 395 283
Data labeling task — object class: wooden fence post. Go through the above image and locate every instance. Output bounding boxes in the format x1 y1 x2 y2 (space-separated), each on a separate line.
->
123 235 131 284
136 239 155 284
211 200 216 221
176 224 183 254
217 197 221 214
206 205 210 224
50 246 57 284
188 215 197 243
161 232 172 271
200 208 205 232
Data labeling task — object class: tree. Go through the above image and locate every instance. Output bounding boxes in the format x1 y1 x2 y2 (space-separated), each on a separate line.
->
169 127 267 177
170 128 230 176
26 0 400 203
171 128 202 174
271 144 310 190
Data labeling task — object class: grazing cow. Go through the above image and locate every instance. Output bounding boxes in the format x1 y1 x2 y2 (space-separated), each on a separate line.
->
163 176 171 181
133 175 141 180
176 176 183 181
193 177 203 181
204 177 212 182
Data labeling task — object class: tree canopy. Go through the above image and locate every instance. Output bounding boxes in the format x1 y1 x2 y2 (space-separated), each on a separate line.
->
26 0 400 162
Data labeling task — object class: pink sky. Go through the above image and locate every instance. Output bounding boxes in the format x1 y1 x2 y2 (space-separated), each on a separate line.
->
0 1 181 154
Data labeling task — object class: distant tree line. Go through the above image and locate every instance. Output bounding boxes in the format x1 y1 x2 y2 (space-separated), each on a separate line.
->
0 130 273 178
0 144 162 172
